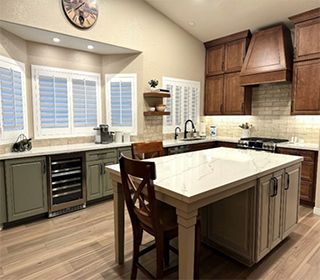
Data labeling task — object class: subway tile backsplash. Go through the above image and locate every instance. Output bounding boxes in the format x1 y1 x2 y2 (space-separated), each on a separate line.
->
203 83 320 143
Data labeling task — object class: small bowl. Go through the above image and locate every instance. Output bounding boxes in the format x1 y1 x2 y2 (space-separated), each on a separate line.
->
156 104 166 112
149 107 156 111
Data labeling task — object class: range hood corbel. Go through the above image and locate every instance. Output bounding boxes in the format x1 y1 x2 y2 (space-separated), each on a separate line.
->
239 25 293 86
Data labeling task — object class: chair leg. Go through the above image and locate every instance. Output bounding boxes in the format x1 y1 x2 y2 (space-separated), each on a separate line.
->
194 220 201 280
164 238 170 265
131 227 142 280
155 238 164 279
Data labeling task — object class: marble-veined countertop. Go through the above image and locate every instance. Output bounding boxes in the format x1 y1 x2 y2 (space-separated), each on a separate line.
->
0 136 318 160
106 147 303 201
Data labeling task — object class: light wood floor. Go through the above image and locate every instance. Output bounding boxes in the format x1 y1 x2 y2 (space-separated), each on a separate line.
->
0 200 319 280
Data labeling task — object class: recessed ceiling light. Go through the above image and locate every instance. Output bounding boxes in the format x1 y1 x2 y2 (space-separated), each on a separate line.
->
87 45 94 49
188 21 196 26
53 37 60 43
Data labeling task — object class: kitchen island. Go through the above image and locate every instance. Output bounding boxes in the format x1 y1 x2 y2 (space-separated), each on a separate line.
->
106 147 303 279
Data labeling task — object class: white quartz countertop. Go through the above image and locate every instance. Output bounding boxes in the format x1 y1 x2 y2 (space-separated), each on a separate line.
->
0 136 318 161
106 147 303 202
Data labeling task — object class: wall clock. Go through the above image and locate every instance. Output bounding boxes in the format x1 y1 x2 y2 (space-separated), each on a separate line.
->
62 0 99 29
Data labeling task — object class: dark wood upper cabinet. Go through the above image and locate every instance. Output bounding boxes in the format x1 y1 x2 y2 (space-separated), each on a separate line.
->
239 25 293 86
204 73 252 116
204 30 252 116
204 75 224 115
289 8 320 62
224 39 247 73
291 59 320 115
289 8 320 115
205 30 251 76
206 45 225 76
224 73 252 115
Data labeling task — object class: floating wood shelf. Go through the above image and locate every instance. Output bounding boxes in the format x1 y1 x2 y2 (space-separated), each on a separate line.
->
144 92 170 98
143 111 170 116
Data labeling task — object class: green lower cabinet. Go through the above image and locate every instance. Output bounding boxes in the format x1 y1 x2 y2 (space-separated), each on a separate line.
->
103 158 118 196
86 158 117 201
0 161 7 226
117 147 132 159
86 160 104 201
5 157 48 222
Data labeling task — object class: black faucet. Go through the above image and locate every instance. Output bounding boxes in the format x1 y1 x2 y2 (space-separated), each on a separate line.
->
174 127 181 140
184 119 196 139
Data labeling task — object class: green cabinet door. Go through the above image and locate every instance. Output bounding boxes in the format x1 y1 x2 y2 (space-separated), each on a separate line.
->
5 157 48 222
103 158 118 196
86 159 103 201
0 161 7 226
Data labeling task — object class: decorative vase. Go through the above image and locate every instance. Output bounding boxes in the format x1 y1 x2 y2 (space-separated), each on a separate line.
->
242 129 250 138
150 87 157 92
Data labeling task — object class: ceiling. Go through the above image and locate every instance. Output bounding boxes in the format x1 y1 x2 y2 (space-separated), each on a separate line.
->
144 0 320 42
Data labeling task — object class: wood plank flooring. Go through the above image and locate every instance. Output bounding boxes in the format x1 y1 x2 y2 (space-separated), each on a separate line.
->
0 200 319 280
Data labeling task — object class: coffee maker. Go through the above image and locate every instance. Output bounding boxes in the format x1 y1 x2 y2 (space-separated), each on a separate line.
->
94 124 114 144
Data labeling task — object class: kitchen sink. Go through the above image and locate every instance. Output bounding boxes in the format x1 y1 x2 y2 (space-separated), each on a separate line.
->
180 137 205 141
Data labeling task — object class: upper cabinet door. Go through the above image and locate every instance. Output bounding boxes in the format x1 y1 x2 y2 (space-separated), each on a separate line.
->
291 59 320 115
206 45 225 76
204 75 224 115
294 18 320 62
289 8 320 62
225 39 247 73
223 72 251 115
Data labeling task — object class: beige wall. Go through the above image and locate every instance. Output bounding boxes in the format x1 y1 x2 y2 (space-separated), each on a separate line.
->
0 0 205 151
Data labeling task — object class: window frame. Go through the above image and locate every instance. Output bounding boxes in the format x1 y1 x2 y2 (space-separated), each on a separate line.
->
0 55 28 144
162 76 200 134
105 73 137 135
32 65 101 139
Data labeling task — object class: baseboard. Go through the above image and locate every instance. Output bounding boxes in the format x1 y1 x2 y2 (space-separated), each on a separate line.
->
313 207 320 216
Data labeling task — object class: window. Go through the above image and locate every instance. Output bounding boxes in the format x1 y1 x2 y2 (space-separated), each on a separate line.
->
32 65 101 139
0 55 28 143
105 74 137 135
162 77 200 134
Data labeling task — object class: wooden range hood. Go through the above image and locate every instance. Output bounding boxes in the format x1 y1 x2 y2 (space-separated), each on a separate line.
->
239 25 293 86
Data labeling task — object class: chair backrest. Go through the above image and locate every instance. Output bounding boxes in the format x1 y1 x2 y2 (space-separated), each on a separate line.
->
119 155 161 234
131 141 164 160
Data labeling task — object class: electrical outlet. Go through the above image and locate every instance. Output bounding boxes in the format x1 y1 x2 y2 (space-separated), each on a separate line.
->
302 128 307 134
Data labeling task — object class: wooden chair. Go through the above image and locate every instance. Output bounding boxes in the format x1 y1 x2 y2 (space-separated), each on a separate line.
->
131 141 164 160
119 155 201 279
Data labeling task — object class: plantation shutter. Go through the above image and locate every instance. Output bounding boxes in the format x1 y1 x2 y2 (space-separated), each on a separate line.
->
110 80 133 127
72 78 97 127
163 77 200 134
38 75 68 129
0 67 24 132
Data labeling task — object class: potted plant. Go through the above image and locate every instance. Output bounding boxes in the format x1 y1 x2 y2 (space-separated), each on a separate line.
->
148 79 159 91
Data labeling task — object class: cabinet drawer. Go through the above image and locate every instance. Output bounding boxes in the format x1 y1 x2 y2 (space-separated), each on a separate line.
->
189 142 216 151
86 149 117 161
277 148 315 162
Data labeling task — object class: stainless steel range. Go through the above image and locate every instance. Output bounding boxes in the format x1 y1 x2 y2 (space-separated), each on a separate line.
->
237 137 289 153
